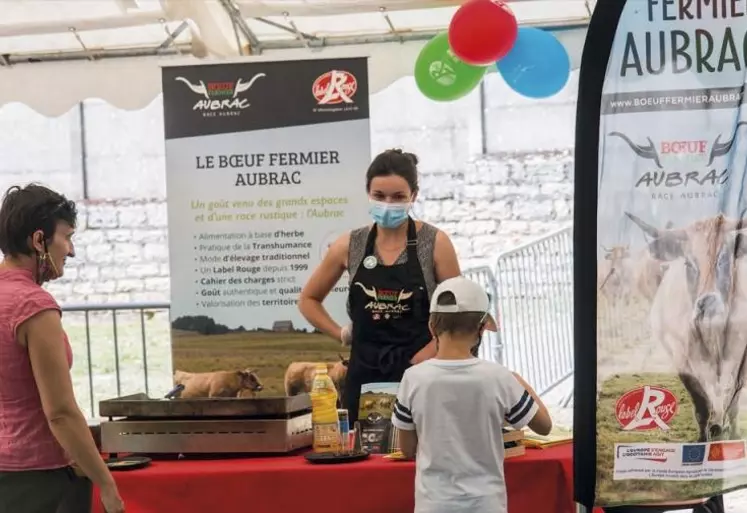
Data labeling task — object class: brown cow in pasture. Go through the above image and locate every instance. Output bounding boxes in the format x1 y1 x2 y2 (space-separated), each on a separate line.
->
173 369 264 399
627 211 747 441
378 397 394 410
597 245 633 303
633 248 669 303
632 221 673 303
284 354 349 403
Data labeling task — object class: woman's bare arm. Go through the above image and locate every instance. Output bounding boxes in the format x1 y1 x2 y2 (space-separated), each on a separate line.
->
433 230 461 283
298 233 350 341
20 310 117 490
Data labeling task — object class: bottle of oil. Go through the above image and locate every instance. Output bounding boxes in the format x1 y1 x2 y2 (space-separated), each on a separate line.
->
310 364 341 453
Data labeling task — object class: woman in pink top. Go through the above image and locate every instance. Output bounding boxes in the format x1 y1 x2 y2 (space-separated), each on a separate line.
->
0 184 124 513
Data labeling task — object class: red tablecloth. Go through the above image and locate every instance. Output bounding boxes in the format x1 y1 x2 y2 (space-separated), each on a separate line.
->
93 444 584 513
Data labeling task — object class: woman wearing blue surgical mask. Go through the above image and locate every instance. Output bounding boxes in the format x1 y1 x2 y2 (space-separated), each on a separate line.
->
299 148 461 424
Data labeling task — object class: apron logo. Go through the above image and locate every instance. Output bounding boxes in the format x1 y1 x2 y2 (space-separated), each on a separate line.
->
354 282 414 320
363 255 378 269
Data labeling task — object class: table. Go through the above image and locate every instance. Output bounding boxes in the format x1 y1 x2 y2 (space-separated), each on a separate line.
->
93 444 580 513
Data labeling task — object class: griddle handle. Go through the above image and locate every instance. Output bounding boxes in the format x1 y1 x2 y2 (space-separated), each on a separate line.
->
164 384 185 400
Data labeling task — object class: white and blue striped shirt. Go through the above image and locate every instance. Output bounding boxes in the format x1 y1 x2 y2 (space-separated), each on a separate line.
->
391 358 539 513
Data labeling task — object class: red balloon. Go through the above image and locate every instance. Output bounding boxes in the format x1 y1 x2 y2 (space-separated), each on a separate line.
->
448 0 518 66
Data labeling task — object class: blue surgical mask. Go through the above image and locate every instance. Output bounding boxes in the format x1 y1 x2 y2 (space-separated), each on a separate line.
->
369 200 410 228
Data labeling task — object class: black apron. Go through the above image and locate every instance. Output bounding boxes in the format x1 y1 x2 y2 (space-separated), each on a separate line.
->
344 217 431 425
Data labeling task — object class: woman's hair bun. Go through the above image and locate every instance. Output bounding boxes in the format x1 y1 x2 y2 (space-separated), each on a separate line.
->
366 148 420 193
385 148 418 166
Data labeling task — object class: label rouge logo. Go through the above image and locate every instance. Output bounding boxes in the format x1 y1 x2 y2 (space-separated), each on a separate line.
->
313 70 358 106
175 74 266 115
615 385 678 431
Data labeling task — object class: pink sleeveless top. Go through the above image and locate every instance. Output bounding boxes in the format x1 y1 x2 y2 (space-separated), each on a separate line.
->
0 267 73 470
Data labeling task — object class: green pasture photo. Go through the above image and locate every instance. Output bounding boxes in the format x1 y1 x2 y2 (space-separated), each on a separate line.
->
359 392 396 418
172 329 349 396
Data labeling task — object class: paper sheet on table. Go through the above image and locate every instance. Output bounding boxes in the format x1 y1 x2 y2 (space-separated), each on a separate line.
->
384 451 409 461
521 430 573 449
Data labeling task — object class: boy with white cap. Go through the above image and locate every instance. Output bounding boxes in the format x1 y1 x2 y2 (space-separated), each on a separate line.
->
391 275 552 513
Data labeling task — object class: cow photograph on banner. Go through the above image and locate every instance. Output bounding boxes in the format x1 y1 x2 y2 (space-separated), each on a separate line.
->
574 0 747 508
161 58 370 402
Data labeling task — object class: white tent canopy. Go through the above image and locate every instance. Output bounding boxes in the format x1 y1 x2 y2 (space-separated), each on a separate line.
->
0 0 593 116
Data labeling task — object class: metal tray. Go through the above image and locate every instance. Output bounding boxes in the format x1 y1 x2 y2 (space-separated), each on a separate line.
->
101 414 313 454
99 393 311 419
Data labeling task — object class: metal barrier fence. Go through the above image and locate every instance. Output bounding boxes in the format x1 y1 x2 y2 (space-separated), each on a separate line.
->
462 265 503 364
61 301 170 418
494 226 574 402
61 270 499 417
61 246 573 418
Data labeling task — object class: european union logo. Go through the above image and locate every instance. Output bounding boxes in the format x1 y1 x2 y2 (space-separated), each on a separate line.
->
682 444 706 465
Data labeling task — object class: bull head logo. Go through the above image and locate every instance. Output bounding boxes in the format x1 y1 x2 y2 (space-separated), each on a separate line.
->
609 132 662 168
175 77 210 100
708 121 747 166
354 282 378 300
610 122 747 168
234 75 267 97
398 290 413 302
354 282 413 303
175 74 266 100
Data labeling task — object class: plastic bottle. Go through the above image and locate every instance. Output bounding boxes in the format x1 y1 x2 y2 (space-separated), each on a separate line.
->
310 364 341 453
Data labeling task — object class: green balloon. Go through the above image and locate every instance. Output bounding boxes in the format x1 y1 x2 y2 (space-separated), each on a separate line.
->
414 32 487 102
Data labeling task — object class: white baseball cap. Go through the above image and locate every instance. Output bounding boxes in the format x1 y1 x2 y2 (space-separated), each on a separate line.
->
429 276 498 331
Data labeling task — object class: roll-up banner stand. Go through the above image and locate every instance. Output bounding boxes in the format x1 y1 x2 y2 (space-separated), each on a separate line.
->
574 0 747 510
161 58 370 398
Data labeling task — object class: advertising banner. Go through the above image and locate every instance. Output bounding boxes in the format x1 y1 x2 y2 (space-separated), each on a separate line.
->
162 58 370 398
574 0 747 507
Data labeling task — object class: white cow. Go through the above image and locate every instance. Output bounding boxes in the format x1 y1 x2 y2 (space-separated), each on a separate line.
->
627 211 747 441
633 249 669 303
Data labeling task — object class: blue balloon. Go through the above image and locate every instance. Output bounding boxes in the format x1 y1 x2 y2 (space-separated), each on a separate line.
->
496 27 571 99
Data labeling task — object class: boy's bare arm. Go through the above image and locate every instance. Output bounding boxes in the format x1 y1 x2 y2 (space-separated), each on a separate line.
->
399 429 418 459
512 372 553 435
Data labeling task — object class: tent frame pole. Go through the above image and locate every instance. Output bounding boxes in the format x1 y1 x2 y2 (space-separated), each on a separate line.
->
0 20 587 66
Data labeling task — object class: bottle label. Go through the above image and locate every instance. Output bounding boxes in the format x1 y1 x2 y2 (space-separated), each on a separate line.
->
313 422 341 453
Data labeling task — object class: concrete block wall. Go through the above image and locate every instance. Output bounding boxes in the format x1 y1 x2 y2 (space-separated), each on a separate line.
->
416 151 573 267
0 71 577 304
46 200 171 304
